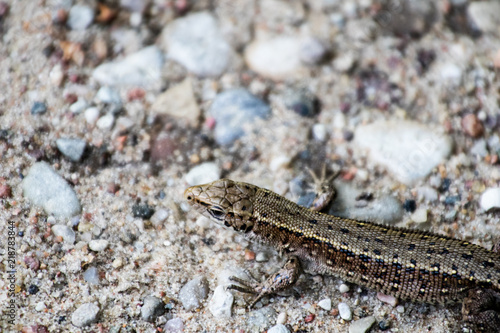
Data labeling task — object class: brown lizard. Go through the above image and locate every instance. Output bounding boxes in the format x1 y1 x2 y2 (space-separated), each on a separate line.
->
184 178 500 331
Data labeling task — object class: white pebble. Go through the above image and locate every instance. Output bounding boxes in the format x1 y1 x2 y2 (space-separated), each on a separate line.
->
84 107 100 125
317 298 332 311
312 123 327 141
396 305 405 313
35 301 46 312
270 155 292 172
338 302 352 321
89 239 109 252
349 316 376 333
411 208 428 223
338 284 350 293
480 188 500 212
52 225 76 244
208 285 233 318
267 324 290 333
276 311 287 325
96 113 115 130
185 162 221 186
377 292 398 307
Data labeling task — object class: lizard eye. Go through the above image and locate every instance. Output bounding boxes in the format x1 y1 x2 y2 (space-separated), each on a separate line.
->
208 206 225 220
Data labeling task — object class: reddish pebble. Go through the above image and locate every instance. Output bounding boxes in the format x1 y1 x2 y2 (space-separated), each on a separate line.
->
24 256 40 271
107 182 120 194
0 1 9 17
0 184 12 198
128 88 145 101
204 117 216 130
244 250 255 261
304 313 315 323
494 49 500 69
377 292 398 306
331 308 339 316
461 114 484 138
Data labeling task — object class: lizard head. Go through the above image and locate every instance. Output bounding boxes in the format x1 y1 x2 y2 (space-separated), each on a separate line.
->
184 179 257 233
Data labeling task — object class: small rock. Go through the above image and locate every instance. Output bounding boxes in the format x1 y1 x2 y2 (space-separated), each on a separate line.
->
255 252 269 262
69 99 88 114
83 266 100 285
67 4 94 30
377 292 398 307
209 285 233 318
378 319 391 330
470 139 488 157
268 324 290 333
151 78 200 126
0 184 12 198
417 186 438 202
334 52 356 72
354 120 452 184
141 295 165 322
150 209 169 227
132 204 155 219
24 256 40 271
93 46 163 87
35 301 46 312
312 124 327 141
480 188 500 212
31 102 47 115
270 155 292 172
89 239 109 252
96 113 115 130
245 36 305 80
283 88 319 117
411 207 428 223
185 162 221 186
349 316 376 333
50 64 64 86
299 37 327 65
28 284 39 294
71 303 99 327
56 138 86 162
276 312 287 325
248 307 276 331
438 63 463 84
402 199 417 213
467 1 500 34
84 107 100 125
209 89 271 146
318 298 332 311
120 0 148 12
338 302 352 321
164 318 184 333
162 12 232 77
396 305 405 313
178 276 209 311
52 225 76 244
461 114 484 138
444 209 457 221
338 284 350 293
96 86 122 105
22 162 81 218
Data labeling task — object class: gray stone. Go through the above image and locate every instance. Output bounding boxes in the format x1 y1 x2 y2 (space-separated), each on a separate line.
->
349 316 376 333
248 307 276 332
67 5 94 30
162 12 232 77
164 317 184 332
185 162 221 186
52 225 76 244
96 86 122 105
83 266 100 285
56 138 86 162
93 46 163 87
141 295 165 322
468 1 500 34
179 276 209 310
22 162 81 218
268 324 290 333
354 120 452 184
208 285 233 318
209 89 271 146
71 303 99 327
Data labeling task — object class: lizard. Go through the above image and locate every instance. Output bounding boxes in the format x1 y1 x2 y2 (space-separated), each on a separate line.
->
184 178 500 331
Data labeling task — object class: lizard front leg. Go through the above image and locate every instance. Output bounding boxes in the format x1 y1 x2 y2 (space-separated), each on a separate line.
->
228 256 302 308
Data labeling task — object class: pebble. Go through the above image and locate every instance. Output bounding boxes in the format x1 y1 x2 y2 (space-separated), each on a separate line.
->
178 276 209 311
185 162 221 186
461 114 484 138
480 188 500 212
437 63 463 85
312 124 327 141
208 285 233 318
141 295 165 322
164 318 184 333
417 186 438 202
151 78 200 126
0 184 12 198
28 284 39 294
349 316 376 333
396 305 405 313
377 292 398 307
208 88 271 146
22 162 81 218
283 88 319 117
248 307 276 331
333 52 356 72
89 239 109 252
31 101 47 115
96 113 115 130
354 120 452 184
267 324 290 333
245 36 304 80
255 252 269 262
83 266 100 285
162 12 231 77
338 284 350 293
410 207 428 223
52 225 76 244
67 5 94 30
270 155 292 172
35 301 46 312
317 298 332 311
132 203 155 219
299 37 327 65
444 209 457 221
120 0 148 13
84 107 100 125
56 138 86 162
71 303 99 327
467 1 500 34
402 199 417 213
338 302 352 321
276 312 287 325
50 64 64 86
96 86 122 106
150 209 169 227
93 46 163 87
470 139 488 157
69 99 88 114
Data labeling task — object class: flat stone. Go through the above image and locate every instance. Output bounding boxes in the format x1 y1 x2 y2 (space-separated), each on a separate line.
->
411 207 428 223
268 324 290 333
141 295 165 322
162 12 232 77
83 266 100 285
185 162 221 186
354 120 452 184
151 78 200 126
89 239 109 252
71 303 99 327
318 298 332 311
22 162 81 218
56 138 86 162
349 316 376 333
467 1 500 34
208 285 233 318
93 46 163 87
178 276 209 311
164 317 184 332
338 302 352 321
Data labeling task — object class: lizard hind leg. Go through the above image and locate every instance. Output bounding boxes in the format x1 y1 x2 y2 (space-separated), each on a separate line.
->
462 288 500 332
227 256 302 308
